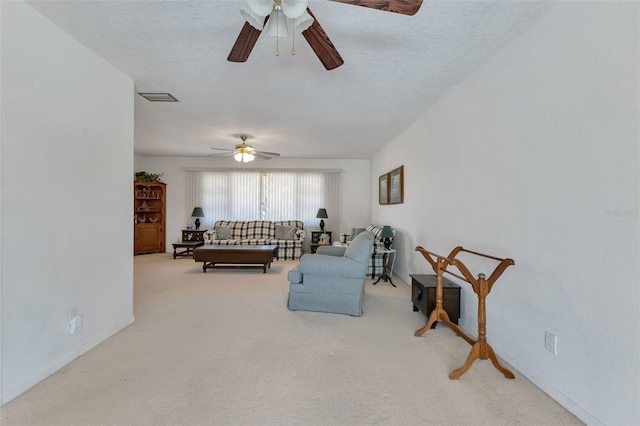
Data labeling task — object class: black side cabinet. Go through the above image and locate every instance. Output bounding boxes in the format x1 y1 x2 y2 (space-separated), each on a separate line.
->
411 274 461 328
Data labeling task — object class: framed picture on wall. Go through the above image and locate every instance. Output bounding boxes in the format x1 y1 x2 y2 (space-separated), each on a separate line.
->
379 173 389 205
389 165 404 204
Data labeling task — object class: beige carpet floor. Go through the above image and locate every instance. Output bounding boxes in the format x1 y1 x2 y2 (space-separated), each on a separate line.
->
1 254 582 425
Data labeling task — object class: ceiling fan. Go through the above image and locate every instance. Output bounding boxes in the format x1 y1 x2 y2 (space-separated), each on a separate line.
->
228 0 424 70
209 135 281 162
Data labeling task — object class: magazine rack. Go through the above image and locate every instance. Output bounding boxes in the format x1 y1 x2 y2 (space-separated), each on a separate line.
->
414 245 515 379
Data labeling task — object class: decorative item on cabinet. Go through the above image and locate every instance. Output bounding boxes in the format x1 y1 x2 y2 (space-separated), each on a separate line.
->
135 171 164 182
310 230 332 253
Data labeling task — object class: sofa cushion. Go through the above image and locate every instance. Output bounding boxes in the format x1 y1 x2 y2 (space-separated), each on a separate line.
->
214 221 247 239
275 225 297 240
246 221 275 240
215 225 232 240
274 220 303 228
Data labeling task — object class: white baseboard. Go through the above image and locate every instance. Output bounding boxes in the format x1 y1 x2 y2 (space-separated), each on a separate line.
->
505 355 604 426
1 314 135 405
452 323 603 426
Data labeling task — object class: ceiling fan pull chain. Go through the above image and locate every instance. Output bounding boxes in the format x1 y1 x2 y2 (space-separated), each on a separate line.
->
291 21 296 56
275 5 280 56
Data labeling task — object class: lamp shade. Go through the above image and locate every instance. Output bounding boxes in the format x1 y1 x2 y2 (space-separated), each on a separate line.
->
316 208 328 219
380 226 394 238
191 207 205 218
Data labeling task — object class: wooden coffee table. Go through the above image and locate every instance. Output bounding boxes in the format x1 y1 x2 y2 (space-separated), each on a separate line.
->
193 245 278 273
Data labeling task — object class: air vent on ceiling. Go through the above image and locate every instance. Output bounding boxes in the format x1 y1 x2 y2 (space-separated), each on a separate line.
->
138 92 179 102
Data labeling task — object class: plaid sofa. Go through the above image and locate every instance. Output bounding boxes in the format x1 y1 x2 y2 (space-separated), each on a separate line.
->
337 224 396 279
207 220 304 261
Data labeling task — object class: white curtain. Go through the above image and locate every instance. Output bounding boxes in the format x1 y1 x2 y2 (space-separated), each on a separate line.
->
185 169 340 229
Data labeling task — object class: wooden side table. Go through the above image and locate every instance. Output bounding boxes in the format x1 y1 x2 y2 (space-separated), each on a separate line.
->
172 241 204 259
373 248 396 286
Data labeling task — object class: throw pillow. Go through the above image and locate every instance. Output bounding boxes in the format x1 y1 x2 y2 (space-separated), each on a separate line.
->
215 226 232 240
275 225 297 240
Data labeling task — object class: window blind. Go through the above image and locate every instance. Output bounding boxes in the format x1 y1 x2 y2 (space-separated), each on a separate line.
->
185 170 340 229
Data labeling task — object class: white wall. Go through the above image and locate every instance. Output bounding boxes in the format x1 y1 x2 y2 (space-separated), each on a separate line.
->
372 2 639 425
1 2 135 404
134 155 370 247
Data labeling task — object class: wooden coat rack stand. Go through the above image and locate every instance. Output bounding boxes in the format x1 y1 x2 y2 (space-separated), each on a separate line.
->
414 245 515 380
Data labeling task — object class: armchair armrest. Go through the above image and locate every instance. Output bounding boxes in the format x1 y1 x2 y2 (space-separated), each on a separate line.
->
316 246 346 257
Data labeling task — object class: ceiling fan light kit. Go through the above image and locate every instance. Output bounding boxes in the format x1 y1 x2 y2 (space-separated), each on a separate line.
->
234 151 256 163
243 0 313 34
242 0 313 57
230 0 424 70
233 143 256 163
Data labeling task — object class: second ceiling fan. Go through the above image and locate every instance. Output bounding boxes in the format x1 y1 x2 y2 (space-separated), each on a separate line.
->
228 0 424 70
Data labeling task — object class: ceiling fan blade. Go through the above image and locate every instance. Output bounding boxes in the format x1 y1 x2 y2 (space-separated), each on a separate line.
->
302 9 344 71
207 152 232 157
255 153 273 160
227 19 267 63
210 148 234 151
255 151 280 157
328 0 423 15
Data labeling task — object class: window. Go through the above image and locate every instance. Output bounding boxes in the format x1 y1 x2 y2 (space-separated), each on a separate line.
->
186 170 340 229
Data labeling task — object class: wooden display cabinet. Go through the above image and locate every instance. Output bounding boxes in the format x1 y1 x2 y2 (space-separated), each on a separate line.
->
134 180 166 255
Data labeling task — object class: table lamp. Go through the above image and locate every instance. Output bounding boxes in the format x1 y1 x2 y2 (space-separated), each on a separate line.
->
191 207 205 230
381 225 394 250
316 208 328 231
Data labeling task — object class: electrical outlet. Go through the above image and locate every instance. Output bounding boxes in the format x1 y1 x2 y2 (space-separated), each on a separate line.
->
69 315 82 335
69 307 82 335
545 331 557 355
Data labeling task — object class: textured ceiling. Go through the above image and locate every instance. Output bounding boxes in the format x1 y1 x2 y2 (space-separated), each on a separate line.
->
28 0 554 159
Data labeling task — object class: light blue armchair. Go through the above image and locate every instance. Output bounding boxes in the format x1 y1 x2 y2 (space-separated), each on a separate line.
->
287 231 374 316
